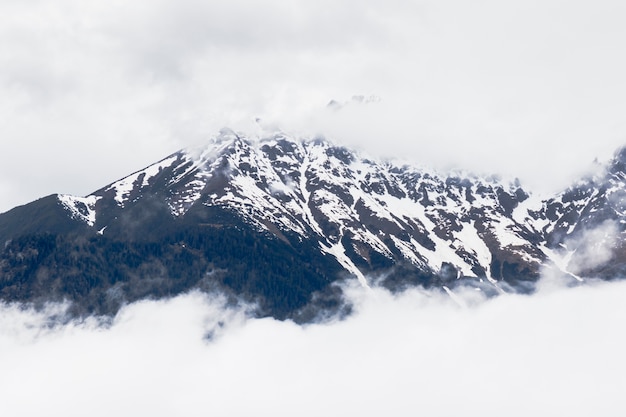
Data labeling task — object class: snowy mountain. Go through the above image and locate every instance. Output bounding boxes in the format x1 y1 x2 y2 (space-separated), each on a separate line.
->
1 130 625 320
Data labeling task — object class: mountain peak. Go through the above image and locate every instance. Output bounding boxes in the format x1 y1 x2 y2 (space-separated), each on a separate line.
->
2 131 626 320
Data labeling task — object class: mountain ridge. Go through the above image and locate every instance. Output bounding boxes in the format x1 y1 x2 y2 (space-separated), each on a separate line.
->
1 130 625 320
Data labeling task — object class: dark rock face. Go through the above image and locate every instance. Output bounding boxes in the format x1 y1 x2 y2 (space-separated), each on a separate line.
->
2 131 626 320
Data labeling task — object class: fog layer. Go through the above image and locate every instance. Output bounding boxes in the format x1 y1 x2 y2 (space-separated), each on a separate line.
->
1 280 625 416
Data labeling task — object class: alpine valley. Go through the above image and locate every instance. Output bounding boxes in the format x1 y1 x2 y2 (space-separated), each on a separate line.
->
2 129 626 321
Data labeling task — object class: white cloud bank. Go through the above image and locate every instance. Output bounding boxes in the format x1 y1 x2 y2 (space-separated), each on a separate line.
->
1 280 626 417
2 0 626 212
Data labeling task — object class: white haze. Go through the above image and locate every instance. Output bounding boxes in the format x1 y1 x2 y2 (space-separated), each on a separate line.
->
1 280 626 417
566 220 620 275
3 1 626 212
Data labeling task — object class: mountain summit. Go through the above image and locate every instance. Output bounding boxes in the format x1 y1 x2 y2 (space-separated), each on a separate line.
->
1 130 625 320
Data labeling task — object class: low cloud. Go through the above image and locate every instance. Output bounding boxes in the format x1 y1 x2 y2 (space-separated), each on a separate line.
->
566 220 620 275
2 278 626 416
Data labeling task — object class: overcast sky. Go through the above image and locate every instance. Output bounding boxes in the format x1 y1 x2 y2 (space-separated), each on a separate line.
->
2 0 626 213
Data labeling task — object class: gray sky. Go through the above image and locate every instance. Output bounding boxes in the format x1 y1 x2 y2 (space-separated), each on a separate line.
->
2 0 626 212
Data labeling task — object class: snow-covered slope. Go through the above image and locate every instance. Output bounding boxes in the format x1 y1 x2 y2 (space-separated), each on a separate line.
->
53 129 593 292
4 129 626 318
529 147 626 278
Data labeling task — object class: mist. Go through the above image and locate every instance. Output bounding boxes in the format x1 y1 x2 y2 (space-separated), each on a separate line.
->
1 278 625 417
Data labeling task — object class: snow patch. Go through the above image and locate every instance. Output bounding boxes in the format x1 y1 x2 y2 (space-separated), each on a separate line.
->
106 155 178 207
58 194 101 226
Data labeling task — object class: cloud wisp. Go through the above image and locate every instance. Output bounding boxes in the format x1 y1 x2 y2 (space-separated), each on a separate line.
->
1 278 626 417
